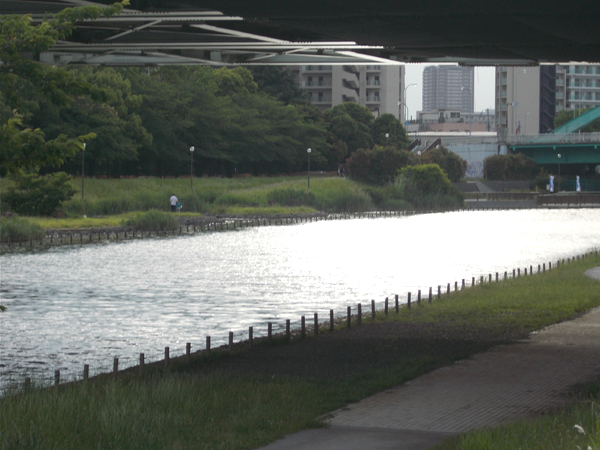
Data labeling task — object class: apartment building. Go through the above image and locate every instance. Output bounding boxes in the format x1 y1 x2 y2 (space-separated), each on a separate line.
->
294 65 406 120
422 65 474 114
495 64 600 135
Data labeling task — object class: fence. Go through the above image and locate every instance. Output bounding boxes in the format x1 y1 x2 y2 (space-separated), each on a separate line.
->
15 249 600 392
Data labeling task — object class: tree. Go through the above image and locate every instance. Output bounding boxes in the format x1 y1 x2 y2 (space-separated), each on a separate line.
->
324 103 374 155
249 67 309 104
347 147 414 185
483 154 538 181
421 146 468 182
4 172 76 216
0 2 127 176
396 164 464 208
371 113 409 149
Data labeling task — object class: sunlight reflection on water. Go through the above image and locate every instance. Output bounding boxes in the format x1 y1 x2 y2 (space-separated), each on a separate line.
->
1 209 599 387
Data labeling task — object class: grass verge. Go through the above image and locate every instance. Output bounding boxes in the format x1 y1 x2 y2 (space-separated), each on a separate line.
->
1 253 599 450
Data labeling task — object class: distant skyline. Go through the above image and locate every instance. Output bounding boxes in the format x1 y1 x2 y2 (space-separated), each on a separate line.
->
404 64 495 120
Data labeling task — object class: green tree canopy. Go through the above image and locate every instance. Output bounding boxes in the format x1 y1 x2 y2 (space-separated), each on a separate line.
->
324 103 374 155
553 108 600 132
421 146 468 182
249 67 308 105
371 113 409 149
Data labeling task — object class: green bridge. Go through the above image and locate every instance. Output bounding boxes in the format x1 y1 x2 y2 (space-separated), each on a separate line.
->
508 106 600 166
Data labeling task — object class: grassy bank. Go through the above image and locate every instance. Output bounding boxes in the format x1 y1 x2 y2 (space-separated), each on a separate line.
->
2 252 599 450
0 174 461 231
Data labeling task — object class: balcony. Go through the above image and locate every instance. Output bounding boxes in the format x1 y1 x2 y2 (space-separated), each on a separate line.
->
366 96 381 103
366 65 381 71
556 92 564 99
301 65 332 72
366 80 381 86
309 95 332 103
299 81 332 88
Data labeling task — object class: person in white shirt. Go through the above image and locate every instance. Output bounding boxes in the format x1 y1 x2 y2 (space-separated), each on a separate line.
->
170 194 178 212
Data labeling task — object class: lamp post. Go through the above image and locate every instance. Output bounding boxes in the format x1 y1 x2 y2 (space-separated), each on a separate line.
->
385 132 389 146
189 146 194 194
307 148 312 189
81 142 86 199
403 83 417 123
557 153 562 192
417 150 422 165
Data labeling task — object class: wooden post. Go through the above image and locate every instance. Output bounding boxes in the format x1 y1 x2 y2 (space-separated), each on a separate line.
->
206 336 211 354
417 290 421 305
504 271 507 280
164 347 169 367
347 306 352 328
489 274 492 283
461 279 465 290
530 265 533 274
357 303 362 325
384 297 389 315
447 283 450 295
186 342 191 363
113 357 119 378
438 286 441 299
428 287 432 303
140 353 145 375
286 319 291 340
517 268 520 277
525 268 528 275
371 299 375 318
268 322 273 342
84 364 89 381
330 309 334 332
55 370 60 387
229 331 234 350
496 272 499 282
472 276 475 286
25 377 31 391
543 263 546 273
395 294 399 313
249 327 253 348
454 281 458 291
549 261 552 271
480 275 484 284
314 313 319 335
407 292 412 308
301 316 306 338
538 264 541 273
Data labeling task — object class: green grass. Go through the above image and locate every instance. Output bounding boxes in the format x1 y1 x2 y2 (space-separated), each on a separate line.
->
2 253 599 450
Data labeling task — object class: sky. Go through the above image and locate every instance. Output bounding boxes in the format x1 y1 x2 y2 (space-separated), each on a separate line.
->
404 64 496 120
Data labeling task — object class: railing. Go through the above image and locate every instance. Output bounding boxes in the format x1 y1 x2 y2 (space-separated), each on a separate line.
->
366 80 381 86
366 96 381 102
299 81 332 87
310 95 332 103
507 132 600 144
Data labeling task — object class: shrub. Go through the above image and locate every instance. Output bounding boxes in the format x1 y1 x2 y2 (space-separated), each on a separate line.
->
124 209 179 231
396 164 464 209
3 172 76 216
347 147 413 185
484 154 538 181
0 216 46 242
422 146 468 182
314 189 374 212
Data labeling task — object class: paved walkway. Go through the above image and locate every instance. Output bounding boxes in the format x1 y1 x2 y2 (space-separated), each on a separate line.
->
257 268 600 450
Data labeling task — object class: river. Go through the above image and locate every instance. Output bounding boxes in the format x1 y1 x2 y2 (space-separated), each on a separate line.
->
1 209 599 389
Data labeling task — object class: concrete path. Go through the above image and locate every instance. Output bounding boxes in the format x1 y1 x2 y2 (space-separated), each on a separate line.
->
257 269 600 450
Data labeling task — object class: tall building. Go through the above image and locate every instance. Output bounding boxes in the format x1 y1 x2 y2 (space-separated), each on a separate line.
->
422 66 474 113
495 64 600 135
294 65 405 120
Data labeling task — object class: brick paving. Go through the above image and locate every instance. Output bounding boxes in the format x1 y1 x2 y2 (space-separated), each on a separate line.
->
326 305 600 434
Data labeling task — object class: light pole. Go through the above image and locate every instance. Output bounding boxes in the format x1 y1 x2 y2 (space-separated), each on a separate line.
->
403 83 417 123
385 132 389 146
190 146 194 194
461 86 472 136
307 148 312 189
417 150 422 165
513 68 526 134
557 153 561 192
81 142 86 199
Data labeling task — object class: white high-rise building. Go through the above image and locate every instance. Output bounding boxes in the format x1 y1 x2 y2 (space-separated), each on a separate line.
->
294 65 406 120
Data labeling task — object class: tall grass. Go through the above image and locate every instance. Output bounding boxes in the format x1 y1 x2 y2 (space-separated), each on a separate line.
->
124 210 179 231
2 253 599 450
0 217 45 242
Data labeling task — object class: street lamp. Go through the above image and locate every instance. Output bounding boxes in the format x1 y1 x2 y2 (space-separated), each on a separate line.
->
417 150 422 165
307 148 312 189
403 83 417 123
81 142 86 199
189 146 194 194
385 132 389 146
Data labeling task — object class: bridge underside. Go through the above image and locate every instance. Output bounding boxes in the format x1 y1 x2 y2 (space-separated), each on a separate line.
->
4 0 600 66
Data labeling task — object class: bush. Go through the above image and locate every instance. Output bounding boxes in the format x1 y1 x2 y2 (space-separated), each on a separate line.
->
0 216 46 242
314 190 374 212
347 147 414 185
422 146 468 182
396 164 464 209
484 154 538 181
124 209 179 231
3 172 76 216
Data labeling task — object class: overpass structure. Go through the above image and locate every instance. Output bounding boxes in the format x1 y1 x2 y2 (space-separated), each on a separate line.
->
3 0 600 67
508 106 600 166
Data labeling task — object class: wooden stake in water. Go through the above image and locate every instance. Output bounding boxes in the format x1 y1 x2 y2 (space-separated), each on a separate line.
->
84 364 89 381
164 347 169 367
140 353 145 375
186 342 191 363
206 336 211 355
357 303 362 325
113 357 119 378
330 309 334 332
314 313 319 335
347 306 352 328
249 327 253 348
